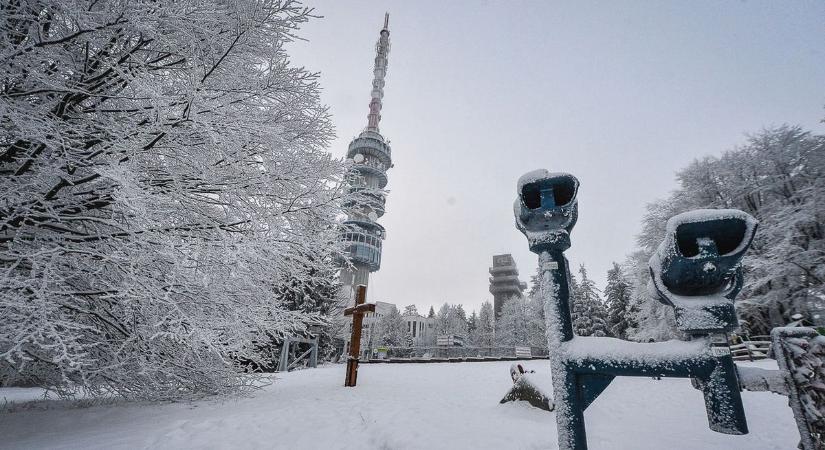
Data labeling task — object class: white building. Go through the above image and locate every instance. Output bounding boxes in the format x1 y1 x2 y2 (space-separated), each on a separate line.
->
401 312 436 347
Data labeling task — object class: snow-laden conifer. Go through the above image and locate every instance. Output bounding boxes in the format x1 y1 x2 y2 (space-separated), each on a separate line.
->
571 265 611 337
604 262 635 339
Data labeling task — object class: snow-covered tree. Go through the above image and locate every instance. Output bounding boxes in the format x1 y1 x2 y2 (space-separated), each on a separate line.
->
435 303 451 335
403 305 418 317
467 311 478 344
628 126 825 336
604 262 635 340
476 301 495 347
434 302 468 339
528 266 541 299
568 269 580 325
571 266 611 337
375 306 407 347
624 251 678 342
495 296 545 347
453 304 469 338
427 306 435 318
0 0 345 399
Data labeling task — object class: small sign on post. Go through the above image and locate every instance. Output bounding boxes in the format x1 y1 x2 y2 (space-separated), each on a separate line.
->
344 285 375 387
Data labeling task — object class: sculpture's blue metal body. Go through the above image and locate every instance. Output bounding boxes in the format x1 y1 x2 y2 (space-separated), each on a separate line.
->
514 170 756 450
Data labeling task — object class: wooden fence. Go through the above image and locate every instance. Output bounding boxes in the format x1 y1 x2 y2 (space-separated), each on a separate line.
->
729 335 771 361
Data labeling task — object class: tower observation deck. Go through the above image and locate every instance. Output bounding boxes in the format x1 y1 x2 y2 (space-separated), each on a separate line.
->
340 14 393 292
489 254 527 317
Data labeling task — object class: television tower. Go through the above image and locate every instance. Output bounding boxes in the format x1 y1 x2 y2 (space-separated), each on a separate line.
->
340 13 393 294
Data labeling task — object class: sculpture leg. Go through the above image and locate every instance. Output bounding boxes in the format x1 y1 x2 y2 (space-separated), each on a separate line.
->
700 356 748 435
552 364 588 450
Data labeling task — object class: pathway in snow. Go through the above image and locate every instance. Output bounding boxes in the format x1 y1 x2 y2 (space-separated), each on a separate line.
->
0 360 797 449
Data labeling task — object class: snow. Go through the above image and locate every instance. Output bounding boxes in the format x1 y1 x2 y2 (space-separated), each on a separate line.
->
1 388 53 404
515 169 577 194
0 360 798 449
563 336 709 364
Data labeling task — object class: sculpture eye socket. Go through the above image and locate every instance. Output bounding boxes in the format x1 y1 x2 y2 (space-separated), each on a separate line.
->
522 183 542 209
521 178 576 210
675 219 747 257
552 180 575 207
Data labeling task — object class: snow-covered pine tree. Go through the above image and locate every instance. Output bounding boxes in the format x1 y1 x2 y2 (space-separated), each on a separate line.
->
476 301 496 347
572 265 611 337
467 311 478 345
604 262 635 340
270 253 347 366
434 303 469 340
376 306 407 347
435 303 451 336
403 305 418 316
427 306 436 318
0 0 345 399
527 294 547 347
568 269 582 332
452 304 469 340
528 266 541 299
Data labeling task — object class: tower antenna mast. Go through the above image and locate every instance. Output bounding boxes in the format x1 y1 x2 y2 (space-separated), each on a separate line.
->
366 12 391 132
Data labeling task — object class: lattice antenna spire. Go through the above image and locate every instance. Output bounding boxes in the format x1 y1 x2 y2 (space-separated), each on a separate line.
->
366 13 391 132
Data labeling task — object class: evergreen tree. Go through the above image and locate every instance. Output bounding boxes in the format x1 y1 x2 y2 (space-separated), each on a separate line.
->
376 306 407 346
571 265 611 337
403 305 418 316
528 266 542 299
435 303 451 336
467 311 478 345
452 304 469 339
434 303 469 339
527 295 548 347
476 302 496 347
604 262 635 339
568 269 581 328
427 306 436 318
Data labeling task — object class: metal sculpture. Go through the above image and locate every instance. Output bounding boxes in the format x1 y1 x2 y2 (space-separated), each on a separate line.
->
514 169 755 450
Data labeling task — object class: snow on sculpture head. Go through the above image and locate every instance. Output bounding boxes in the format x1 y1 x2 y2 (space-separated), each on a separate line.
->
514 170 579 253
649 209 758 334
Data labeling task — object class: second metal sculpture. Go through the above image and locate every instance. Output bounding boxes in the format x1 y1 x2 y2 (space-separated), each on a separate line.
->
514 169 755 450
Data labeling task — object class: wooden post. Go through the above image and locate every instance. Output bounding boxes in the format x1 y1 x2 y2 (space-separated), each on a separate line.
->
344 285 375 387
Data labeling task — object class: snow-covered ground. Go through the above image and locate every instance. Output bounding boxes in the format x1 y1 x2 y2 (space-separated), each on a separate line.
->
0 360 797 449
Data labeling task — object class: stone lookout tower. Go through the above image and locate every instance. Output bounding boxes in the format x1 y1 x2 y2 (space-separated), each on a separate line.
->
489 254 527 317
340 14 393 295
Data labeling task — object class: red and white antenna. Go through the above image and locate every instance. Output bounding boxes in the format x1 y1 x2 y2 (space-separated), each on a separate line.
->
366 13 391 132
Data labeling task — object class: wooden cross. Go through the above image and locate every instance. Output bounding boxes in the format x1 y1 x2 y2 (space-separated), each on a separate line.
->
344 285 375 387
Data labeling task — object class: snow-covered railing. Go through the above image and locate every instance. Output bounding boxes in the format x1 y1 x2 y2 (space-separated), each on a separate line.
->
365 345 549 361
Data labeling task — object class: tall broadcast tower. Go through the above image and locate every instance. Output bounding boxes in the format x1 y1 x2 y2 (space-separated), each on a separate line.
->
340 14 392 295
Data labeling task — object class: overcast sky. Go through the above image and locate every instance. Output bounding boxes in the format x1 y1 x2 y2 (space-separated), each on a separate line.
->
288 1 825 315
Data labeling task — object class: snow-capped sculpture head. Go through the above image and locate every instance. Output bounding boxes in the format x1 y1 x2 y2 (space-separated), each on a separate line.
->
514 170 579 253
649 209 758 334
